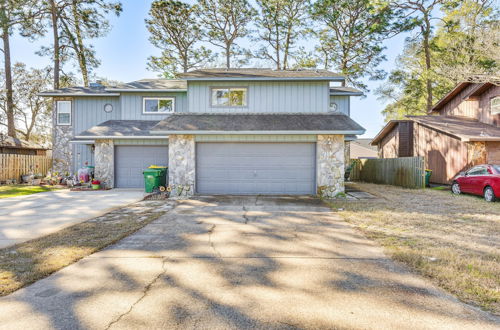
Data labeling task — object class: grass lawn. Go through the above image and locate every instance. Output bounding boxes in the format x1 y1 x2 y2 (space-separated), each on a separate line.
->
0 185 62 199
0 200 171 296
328 182 500 315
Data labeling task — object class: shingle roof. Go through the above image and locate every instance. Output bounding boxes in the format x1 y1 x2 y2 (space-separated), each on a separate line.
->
179 68 344 80
75 120 161 138
0 135 47 149
352 138 377 151
151 113 365 134
408 115 500 141
329 87 363 96
107 79 187 91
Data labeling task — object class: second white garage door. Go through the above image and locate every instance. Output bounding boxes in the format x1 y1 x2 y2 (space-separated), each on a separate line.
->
196 142 316 195
115 145 168 188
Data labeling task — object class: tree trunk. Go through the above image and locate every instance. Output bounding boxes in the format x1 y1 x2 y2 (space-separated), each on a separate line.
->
2 24 16 138
50 0 60 89
71 0 89 86
422 15 433 113
225 44 230 69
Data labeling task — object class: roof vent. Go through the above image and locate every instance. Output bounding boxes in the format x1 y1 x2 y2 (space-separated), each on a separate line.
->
89 80 104 89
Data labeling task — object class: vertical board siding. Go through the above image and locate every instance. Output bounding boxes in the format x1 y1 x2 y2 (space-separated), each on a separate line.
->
350 157 425 189
194 135 317 142
380 125 399 158
413 123 468 184
329 95 349 115
74 97 121 135
72 144 94 173
188 81 329 113
120 92 188 120
0 154 52 182
479 86 500 126
439 84 479 118
487 142 500 163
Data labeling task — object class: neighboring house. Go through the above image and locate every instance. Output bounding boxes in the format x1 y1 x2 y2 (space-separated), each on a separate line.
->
40 68 365 197
349 138 378 159
0 134 48 156
371 82 500 184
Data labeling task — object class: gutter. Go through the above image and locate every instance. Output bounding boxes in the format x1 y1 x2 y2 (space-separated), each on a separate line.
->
38 93 120 97
74 135 169 139
182 77 345 82
149 130 365 135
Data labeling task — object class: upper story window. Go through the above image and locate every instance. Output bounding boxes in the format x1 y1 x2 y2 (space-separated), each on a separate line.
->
211 87 247 107
56 100 71 125
491 96 500 115
143 97 175 114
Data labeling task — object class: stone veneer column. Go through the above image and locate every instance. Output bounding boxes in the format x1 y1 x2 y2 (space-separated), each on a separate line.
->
52 119 73 175
94 139 114 188
316 134 345 198
168 134 195 198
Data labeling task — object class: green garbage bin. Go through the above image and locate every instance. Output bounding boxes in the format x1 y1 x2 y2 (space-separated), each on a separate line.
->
425 169 432 187
143 167 167 193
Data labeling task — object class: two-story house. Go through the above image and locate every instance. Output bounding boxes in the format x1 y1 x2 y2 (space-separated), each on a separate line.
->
371 81 500 184
40 68 365 197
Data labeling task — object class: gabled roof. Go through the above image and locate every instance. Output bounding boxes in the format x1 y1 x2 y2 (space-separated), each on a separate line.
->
178 68 344 81
151 113 365 135
329 87 363 96
352 138 377 151
371 120 412 145
75 120 162 138
0 135 47 150
430 81 497 113
408 115 500 141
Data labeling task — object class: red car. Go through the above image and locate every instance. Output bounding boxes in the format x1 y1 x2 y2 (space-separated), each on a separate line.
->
451 164 500 202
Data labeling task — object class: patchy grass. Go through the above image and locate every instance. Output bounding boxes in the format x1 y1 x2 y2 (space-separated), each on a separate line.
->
0 185 63 199
0 200 173 296
328 182 500 315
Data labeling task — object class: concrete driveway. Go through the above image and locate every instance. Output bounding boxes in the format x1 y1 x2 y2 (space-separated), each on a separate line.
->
0 189 144 248
0 196 498 329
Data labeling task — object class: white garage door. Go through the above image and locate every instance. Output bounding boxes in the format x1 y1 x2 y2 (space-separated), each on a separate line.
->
115 146 168 188
196 143 316 195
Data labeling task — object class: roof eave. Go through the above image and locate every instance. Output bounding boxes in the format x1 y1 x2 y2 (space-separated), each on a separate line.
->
38 92 121 97
74 135 168 139
330 91 364 96
149 130 365 135
183 77 345 81
105 89 187 92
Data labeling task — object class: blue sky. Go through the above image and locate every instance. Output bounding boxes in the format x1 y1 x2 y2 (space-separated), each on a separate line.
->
10 0 409 138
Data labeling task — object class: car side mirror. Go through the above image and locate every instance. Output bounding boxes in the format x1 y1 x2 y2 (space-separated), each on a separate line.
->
460 172 466 177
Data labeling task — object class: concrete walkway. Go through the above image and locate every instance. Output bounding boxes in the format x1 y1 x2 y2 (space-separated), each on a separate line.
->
0 196 497 329
0 189 144 248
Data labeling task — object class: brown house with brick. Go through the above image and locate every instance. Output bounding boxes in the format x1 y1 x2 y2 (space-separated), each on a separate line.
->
371 81 500 184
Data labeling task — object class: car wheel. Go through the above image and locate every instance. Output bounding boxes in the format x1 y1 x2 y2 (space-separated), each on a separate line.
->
451 182 461 195
484 186 496 202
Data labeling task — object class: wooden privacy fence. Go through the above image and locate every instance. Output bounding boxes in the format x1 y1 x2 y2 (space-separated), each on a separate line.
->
350 157 426 189
0 154 52 182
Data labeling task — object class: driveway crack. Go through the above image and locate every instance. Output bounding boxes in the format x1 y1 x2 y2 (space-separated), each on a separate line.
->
208 224 222 257
242 206 250 224
104 258 167 330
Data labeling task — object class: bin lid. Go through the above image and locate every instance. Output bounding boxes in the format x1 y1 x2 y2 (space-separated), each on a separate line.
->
148 165 167 169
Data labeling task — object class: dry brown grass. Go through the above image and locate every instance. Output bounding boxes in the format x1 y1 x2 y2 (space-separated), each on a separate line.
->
328 182 500 315
0 200 172 296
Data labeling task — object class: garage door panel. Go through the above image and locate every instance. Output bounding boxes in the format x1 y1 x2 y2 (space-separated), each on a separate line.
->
115 146 168 188
196 143 315 195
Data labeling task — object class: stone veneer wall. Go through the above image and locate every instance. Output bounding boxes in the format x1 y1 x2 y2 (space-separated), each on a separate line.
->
94 139 114 188
316 135 345 198
52 112 73 175
168 134 195 198
467 141 487 166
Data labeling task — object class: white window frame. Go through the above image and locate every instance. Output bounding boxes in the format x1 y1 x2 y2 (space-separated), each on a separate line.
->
210 87 248 107
56 100 72 125
491 96 500 115
142 97 175 114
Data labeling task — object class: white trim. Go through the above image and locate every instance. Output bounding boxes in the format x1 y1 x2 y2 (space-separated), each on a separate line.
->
39 93 120 97
106 89 187 92
210 86 248 108
56 100 72 125
143 97 175 114
70 140 95 144
491 96 500 115
183 77 345 81
75 135 169 139
150 130 365 135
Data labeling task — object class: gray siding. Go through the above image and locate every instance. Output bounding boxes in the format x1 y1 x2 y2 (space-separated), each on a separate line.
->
329 95 349 115
120 92 188 120
72 144 94 174
188 81 329 113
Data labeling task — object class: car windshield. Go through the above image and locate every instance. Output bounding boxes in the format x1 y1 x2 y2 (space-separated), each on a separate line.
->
492 165 500 174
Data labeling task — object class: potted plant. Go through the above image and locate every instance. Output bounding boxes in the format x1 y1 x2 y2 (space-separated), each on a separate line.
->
91 179 101 190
